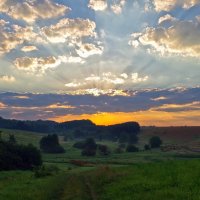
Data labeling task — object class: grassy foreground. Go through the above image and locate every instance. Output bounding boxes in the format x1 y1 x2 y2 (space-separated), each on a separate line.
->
1 160 200 200
1 128 200 199
0 170 68 200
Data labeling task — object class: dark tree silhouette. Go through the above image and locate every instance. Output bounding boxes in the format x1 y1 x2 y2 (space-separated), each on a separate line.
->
40 134 65 153
81 138 97 156
149 136 162 148
0 140 42 170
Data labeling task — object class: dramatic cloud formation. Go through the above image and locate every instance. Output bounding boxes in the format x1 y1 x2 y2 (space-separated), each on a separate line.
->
76 43 104 58
0 0 199 125
153 0 200 12
0 23 43 56
0 0 70 23
0 87 199 125
130 19 200 57
14 55 84 73
41 18 96 43
64 72 149 93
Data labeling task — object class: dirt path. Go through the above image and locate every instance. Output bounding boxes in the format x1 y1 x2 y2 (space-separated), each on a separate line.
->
84 176 98 200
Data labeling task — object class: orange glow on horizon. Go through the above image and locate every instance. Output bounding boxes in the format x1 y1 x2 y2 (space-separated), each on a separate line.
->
49 110 200 126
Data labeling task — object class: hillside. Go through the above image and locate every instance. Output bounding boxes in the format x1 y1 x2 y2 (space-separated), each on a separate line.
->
139 126 200 145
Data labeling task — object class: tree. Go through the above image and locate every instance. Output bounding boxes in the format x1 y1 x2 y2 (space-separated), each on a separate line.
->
81 138 97 156
149 136 162 148
126 144 139 152
0 140 42 170
40 134 65 153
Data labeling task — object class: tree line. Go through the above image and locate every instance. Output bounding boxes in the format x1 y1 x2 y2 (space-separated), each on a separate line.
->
0 117 140 142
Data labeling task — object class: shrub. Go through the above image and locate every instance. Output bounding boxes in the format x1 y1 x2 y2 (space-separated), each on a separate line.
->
34 165 59 178
98 144 111 156
149 136 162 148
81 138 97 156
0 141 42 171
126 144 139 152
8 134 16 144
144 144 151 150
114 147 123 154
40 134 65 153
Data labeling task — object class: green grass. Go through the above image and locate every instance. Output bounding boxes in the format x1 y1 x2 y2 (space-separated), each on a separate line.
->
0 128 44 147
46 160 200 200
0 170 68 200
98 160 200 200
1 128 200 199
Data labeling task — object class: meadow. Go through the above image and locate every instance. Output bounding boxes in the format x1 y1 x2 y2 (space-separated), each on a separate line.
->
1 127 200 200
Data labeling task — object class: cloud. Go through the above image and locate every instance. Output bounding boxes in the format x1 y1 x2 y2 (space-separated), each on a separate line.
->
13 96 30 99
0 102 7 109
151 96 168 101
0 24 43 56
151 101 200 112
0 0 70 23
89 0 126 14
14 55 84 74
65 82 82 88
41 18 96 44
130 20 200 57
21 46 38 52
153 0 200 12
158 14 176 25
111 0 126 14
0 87 199 124
0 19 9 26
64 72 149 93
47 103 75 109
88 0 107 11
0 75 15 82
14 56 61 73
76 43 104 58
131 73 149 83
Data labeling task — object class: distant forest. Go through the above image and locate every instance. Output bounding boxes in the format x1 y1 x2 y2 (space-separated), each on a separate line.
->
0 117 140 142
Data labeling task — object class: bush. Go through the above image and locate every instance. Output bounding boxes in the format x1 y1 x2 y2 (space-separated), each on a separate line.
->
81 138 97 156
40 134 65 153
98 144 111 156
8 134 16 144
0 141 42 171
34 165 59 178
149 136 162 148
126 144 139 152
144 144 151 150
114 147 123 154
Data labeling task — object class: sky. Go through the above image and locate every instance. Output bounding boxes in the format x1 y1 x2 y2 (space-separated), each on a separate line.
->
0 0 200 126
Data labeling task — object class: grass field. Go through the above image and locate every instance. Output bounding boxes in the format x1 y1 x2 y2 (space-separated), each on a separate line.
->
0 170 68 200
1 127 200 200
1 160 200 200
